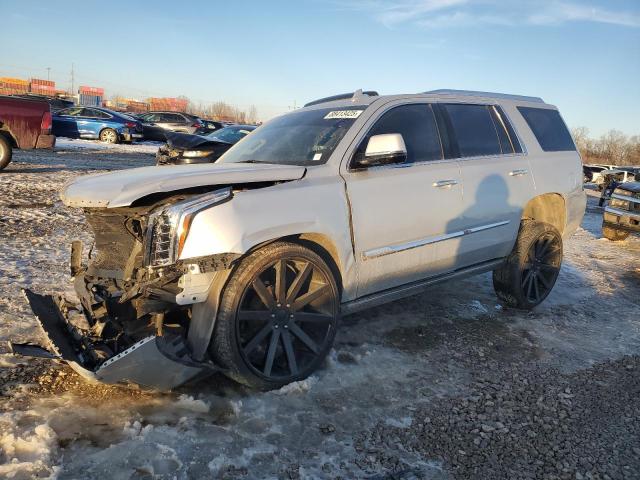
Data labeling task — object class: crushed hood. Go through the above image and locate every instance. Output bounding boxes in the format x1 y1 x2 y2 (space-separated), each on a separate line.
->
165 131 231 150
61 162 306 208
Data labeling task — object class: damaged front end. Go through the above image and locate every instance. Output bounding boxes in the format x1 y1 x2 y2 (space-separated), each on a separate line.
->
12 188 237 390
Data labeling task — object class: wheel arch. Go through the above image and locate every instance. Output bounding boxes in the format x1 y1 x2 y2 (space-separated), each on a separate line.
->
0 128 18 148
99 126 118 139
238 232 346 297
521 193 566 235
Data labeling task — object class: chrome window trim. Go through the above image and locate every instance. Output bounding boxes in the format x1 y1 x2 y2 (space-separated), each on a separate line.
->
362 220 510 260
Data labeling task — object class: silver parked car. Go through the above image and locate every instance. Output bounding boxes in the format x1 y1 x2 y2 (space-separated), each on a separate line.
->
13 89 586 391
138 111 206 140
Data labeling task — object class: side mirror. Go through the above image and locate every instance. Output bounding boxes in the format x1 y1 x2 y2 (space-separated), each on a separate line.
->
358 133 407 167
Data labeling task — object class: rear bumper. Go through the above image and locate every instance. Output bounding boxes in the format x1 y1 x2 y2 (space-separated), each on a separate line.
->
11 289 210 390
121 132 144 142
35 134 56 149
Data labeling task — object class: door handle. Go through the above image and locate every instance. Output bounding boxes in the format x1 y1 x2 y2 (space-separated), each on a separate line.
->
509 169 529 177
432 179 459 188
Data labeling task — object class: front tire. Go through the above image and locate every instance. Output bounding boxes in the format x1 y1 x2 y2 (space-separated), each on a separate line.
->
99 128 119 144
0 135 13 170
210 242 340 390
602 224 629 241
493 220 563 310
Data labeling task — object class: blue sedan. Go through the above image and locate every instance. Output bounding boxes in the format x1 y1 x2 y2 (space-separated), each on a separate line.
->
52 106 144 143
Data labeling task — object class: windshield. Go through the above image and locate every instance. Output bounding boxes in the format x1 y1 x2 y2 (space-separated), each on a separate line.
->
220 106 365 166
207 126 255 144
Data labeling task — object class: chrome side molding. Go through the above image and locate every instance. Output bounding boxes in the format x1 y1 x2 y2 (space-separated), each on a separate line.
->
362 220 510 260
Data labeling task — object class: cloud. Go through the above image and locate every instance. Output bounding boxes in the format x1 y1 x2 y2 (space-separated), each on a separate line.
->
344 0 640 29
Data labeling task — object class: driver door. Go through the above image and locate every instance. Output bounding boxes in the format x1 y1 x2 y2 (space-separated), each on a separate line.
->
343 103 465 297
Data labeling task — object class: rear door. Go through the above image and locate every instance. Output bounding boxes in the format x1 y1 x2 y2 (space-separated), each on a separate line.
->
76 108 110 138
53 107 84 137
162 113 189 132
343 102 465 297
438 103 535 268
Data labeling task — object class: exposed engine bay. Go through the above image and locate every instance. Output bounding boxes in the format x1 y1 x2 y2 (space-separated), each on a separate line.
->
13 188 241 389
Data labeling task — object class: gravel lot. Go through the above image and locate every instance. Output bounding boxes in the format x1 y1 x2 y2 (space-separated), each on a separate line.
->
0 142 638 479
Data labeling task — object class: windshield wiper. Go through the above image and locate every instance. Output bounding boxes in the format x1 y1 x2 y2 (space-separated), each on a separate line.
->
237 160 273 164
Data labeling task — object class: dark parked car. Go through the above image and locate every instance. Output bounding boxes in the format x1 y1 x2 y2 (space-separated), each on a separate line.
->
0 95 56 170
53 106 143 143
138 111 207 141
156 124 256 165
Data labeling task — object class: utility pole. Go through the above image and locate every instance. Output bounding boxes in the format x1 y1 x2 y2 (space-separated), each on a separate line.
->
70 63 75 94
46 67 51 81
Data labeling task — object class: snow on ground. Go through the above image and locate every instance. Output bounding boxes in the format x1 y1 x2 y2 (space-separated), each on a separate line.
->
0 152 638 479
55 137 162 155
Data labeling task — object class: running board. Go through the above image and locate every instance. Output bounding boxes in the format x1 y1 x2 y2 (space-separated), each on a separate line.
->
341 259 504 316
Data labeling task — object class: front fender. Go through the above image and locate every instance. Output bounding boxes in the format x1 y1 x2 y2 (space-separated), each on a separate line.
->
178 177 357 299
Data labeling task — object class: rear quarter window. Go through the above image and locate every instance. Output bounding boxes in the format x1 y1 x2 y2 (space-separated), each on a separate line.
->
517 107 575 152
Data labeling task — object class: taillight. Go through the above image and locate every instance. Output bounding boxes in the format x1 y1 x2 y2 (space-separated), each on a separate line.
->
192 123 202 128
125 122 136 128
41 111 52 133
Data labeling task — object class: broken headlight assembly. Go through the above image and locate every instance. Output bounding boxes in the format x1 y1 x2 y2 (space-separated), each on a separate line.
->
182 150 212 158
145 187 232 267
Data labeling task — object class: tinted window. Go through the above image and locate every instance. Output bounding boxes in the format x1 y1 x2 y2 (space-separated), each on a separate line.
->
517 107 575 152
83 108 110 119
354 104 442 165
495 106 523 154
59 107 84 116
489 107 514 154
444 104 501 157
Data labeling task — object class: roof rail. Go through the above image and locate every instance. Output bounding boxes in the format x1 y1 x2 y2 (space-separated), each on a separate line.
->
425 89 545 104
304 89 379 108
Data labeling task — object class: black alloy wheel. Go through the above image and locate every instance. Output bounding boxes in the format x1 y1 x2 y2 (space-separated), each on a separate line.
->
237 257 337 381
210 242 340 389
520 232 562 304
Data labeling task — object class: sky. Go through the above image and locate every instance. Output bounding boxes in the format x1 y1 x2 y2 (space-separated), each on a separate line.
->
1 0 639 136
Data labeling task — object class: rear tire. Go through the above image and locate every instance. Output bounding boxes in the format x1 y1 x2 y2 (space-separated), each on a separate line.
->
493 220 563 310
210 242 340 390
99 128 119 144
0 135 13 170
602 224 629 241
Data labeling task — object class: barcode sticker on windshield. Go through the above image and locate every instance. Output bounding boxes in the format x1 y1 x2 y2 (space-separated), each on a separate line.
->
324 110 364 120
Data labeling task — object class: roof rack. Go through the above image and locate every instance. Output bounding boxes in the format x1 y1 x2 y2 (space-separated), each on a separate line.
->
425 89 544 104
304 89 379 108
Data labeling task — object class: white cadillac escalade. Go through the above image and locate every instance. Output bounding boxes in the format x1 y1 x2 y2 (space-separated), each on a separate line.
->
14 89 586 390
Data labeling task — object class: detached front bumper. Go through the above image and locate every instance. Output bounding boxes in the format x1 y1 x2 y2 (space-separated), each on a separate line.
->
10 289 210 390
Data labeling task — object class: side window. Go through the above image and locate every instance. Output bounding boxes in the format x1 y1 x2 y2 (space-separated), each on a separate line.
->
353 104 442 166
83 108 110 119
167 113 184 122
443 104 502 157
494 106 523 154
517 107 575 152
60 107 84 117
